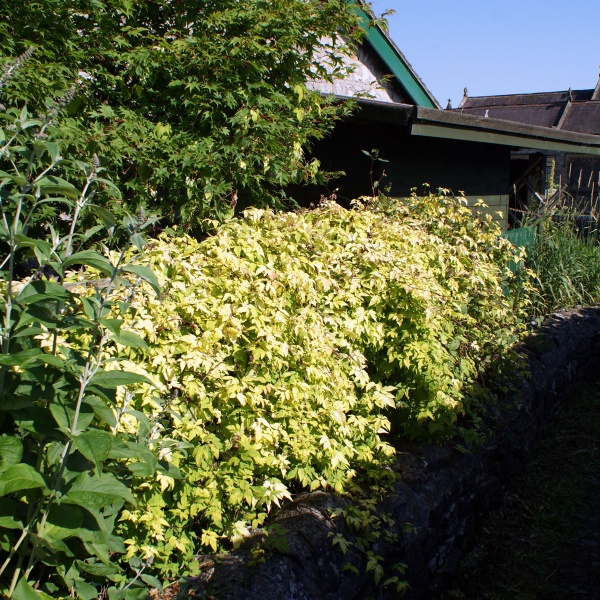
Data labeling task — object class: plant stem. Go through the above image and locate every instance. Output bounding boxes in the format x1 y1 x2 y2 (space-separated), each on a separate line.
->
7 563 21 597
23 248 126 579
64 169 96 259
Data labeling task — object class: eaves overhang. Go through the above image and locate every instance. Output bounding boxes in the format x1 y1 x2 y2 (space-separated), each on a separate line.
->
351 98 600 155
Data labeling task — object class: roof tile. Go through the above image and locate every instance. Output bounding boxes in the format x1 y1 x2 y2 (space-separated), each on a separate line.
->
456 88 600 136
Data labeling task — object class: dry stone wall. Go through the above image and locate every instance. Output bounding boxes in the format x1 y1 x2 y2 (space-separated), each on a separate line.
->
193 308 600 600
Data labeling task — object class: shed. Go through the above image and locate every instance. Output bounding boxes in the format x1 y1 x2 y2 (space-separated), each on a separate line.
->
456 77 600 219
297 4 600 230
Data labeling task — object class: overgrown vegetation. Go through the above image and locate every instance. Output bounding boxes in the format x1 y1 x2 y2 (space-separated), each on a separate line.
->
0 0 360 229
75 193 525 573
0 65 168 598
525 214 600 317
3 3 600 596
0 68 531 594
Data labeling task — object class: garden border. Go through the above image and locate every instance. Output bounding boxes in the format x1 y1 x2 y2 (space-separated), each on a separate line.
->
192 307 600 599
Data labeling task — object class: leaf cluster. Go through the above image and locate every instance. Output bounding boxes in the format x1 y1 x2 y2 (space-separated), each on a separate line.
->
0 0 360 230
0 84 164 598
69 192 532 574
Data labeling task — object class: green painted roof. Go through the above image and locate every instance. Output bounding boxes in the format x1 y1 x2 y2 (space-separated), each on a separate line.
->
352 2 440 109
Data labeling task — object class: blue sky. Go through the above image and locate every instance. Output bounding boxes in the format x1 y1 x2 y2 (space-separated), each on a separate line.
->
369 0 600 108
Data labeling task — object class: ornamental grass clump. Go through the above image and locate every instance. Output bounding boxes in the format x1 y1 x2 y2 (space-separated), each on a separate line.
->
525 214 600 316
79 193 529 574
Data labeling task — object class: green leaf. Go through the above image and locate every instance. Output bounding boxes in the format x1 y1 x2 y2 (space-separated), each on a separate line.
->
108 440 157 465
14 304 62 331
11 326 50 339
157 460 183 480
122 264 160 296
44 504 84 541
0 348 46 367
140 574 162 589
81 296 101 320
74 580 99 600
94 178 121 200
110 329 148 349
64 472 136 509
71 430 113 472
130 233 145 252
98 318 124 336
96 105 116 119
83 224 105 241
106 588 146 600
10 406 59 436
125 588 150 600
0 514 23 529
90 370 153 389
0 436 23 471
17 279 73 304
126 462 155 478
0 464 47 496
37 175 80 199
23 352 64 367
43 141 60 163
2 347 64 368
12 577 54 600
84 541 112 566
60 250 114 276
77 559 122 577
83 396 117 428
12 235 52 256
49 401 95 435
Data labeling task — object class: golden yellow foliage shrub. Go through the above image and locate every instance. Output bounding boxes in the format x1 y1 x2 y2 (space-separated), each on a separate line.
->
86 192 528 576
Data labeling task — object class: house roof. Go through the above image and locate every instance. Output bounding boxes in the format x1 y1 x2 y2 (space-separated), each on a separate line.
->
330 7 600 156
353 1 440 109
349 97 600 155
456 80 600 135
561 102 600 135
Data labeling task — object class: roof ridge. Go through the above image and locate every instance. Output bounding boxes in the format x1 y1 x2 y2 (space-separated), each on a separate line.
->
555 97 572 129
465 89 594 100
354 0 441 109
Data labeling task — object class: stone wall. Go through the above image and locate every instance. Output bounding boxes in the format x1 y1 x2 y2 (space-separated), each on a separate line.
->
192 308 600 600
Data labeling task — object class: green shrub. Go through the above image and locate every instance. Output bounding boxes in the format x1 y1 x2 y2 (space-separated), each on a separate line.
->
0 84 531 592
0 0 360 228
0 72 164 598
0 100 531 591
62 192 529 578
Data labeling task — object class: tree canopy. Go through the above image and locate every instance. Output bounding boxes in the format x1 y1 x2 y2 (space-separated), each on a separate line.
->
0 0 361 229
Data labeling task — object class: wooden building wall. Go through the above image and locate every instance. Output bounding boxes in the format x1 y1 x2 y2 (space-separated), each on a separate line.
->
293 119 512 230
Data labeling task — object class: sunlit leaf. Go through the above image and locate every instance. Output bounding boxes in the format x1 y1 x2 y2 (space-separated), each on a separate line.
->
0 463 47 496
64 472 136 509
89 370 153 389
12 577 54 600
122 264 160 296
60 250 114 276
110 329 148 349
